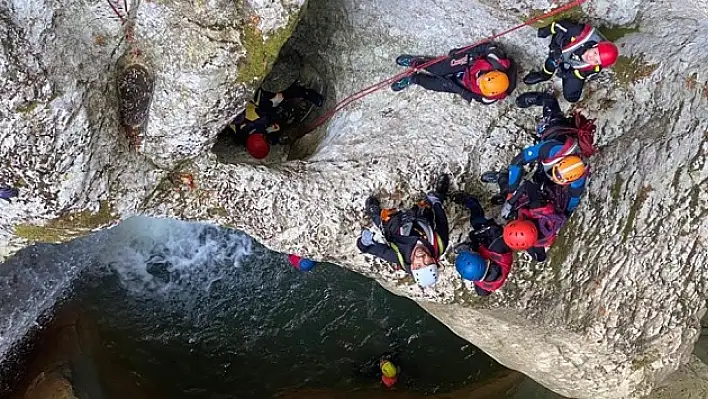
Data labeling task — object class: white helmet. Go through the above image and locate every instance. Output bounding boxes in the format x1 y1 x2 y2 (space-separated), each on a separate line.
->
412 264 438 287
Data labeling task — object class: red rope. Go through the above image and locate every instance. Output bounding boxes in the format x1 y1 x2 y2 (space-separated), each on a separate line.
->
105 0 125 24
302 0 588 134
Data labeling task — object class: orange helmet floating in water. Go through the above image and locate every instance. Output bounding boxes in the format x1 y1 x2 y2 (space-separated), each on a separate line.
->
478 71 509 97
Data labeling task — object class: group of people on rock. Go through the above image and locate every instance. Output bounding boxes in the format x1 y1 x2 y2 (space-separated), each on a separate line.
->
224 19 619 295
355 19 617 295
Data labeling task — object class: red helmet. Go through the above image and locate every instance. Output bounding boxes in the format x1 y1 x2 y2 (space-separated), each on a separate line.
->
246 133 270 159
597 41 619 68
503 220 538 251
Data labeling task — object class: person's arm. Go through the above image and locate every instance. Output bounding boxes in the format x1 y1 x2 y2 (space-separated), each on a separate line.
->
449 42 493 58
462 90 494 104
571 65 602 81
507 142 550 190
430 202 450 252
357 238 402 266
540 19 586 45
566 175 587 214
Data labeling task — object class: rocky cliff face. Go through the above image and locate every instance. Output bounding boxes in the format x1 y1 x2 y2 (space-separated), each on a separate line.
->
2 0 708 397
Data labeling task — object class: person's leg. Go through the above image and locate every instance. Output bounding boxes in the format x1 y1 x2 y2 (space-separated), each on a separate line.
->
523 57 556 84
412 74 465 95
252 88 281 111
281 84 324 106
562 76 585 103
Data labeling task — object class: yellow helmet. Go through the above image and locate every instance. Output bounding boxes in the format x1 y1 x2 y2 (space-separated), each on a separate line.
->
380 360 398 378
478 71 509 97
551 155 586 185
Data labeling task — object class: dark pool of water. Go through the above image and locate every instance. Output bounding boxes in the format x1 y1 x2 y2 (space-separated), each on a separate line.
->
41 217 503 398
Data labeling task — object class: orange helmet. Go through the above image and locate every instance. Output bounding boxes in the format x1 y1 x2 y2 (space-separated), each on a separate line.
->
246 133 270 159
478 71 509 97
503 220 538 251
551 155 586 185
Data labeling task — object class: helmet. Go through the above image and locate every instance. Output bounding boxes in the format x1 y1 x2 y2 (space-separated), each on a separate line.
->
380 360 398 378
246 133 270 159
412 264 438 287
551 155 586 185
503 220 538 251
596 41 619 67
298 258 316 272
478 71 510 97
455 251 488 281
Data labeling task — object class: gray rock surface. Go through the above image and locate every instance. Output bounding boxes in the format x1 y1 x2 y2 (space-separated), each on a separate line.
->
2 0 708 397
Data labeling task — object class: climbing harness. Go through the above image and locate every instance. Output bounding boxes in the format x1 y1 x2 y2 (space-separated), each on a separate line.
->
302 0 589 134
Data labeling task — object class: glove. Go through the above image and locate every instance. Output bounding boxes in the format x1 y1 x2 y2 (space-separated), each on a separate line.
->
360 230 375 247
500 202 512 219
425 192 441 205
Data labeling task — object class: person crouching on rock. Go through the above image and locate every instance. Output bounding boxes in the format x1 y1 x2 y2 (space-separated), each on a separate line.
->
221 84 324 159
357 175 451 288
390 43 517 105
450 192 513 296
500 181 568 263
523 19 619 103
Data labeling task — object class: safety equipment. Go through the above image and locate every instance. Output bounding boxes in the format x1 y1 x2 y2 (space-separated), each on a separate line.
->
380 360 398 378
596 41 619 67
551 155 586 185
478 71 510 97
246 133 270 159
412 264 438 287
455 251 488 281
503 220 539 251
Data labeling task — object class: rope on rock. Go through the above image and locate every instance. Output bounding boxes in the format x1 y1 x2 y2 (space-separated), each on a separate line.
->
302 0 589 134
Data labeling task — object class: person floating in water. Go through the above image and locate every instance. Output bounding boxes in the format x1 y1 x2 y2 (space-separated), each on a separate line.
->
523 19 619 102
357 174 450 287
222 84 324 159
379 358 398 388
391 43 517 105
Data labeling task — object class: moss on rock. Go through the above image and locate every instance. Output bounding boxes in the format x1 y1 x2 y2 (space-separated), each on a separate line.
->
612 55 658 87
14 201 117 243
237 11 303 84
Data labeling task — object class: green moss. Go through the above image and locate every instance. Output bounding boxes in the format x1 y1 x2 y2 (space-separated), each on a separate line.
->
612 55 658 87
237 13 301 84
15 201 117 243
526 7 587 29
546 218 577 289
597 26 639 42
621 185 652 243
610 176 625 206
16 102 40 115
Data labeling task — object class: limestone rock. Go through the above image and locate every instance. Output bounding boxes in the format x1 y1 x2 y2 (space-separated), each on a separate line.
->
2 0 708 397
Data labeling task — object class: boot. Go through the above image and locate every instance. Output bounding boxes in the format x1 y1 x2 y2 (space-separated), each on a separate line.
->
515 92 545 108
390 76 415 92
433 174 450 202
395 54 430 67
523 71 553 85
480 171 500 184
365 196 382 225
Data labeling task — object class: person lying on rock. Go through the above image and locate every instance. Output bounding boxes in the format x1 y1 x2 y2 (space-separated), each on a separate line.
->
221 84 324 159
357 174 450 288
390 43 517 105
499 180 567 263
481 91 597 215
450 192 513 296
523 19 619 103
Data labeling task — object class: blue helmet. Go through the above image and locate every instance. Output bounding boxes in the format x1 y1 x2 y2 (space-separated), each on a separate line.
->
298 258 316 272
455 251 488 281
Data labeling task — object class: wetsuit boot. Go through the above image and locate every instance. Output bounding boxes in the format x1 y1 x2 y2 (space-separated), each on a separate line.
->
395 54 433 67
365 196 383 226
523 71 553 85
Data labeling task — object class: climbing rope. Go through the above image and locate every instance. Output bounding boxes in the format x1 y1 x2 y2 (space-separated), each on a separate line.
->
302 0 589 134
105 0 137 44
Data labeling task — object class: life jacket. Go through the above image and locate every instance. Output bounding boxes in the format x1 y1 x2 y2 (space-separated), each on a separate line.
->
517 204 567 248
461 56 512 99
560 25 608 72
388 212 445 271
473 244 513 293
